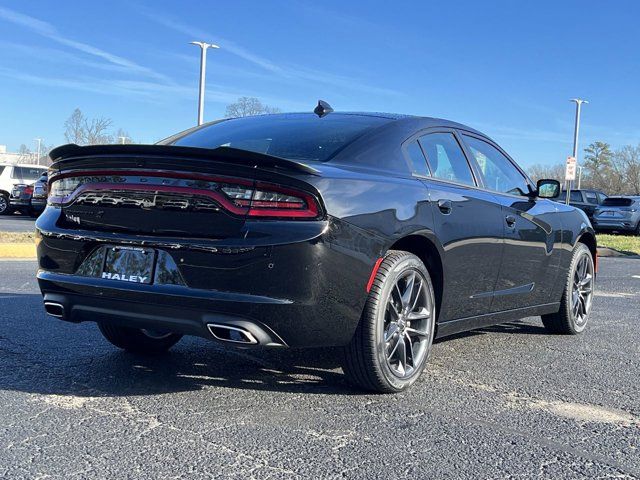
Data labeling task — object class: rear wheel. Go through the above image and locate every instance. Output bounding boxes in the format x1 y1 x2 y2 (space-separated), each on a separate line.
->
0 194 10 215
98 323 182 354
542 243 594 334
342 250 436 393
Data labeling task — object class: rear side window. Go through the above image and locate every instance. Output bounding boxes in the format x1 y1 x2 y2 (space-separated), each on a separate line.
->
462 135 530 196
418 133 475 186
404 141 430 176
571 191 583 202
585 191 598 204
11 166 44 180
0 166 5 176
602 198 634 207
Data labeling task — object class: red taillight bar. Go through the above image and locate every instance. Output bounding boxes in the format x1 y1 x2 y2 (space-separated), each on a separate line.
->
49 173 322 219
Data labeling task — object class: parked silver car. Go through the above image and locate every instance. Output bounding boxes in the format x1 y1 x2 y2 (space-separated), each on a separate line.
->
592 196 640 234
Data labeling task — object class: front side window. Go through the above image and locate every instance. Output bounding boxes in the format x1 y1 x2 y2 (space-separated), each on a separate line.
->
418 133 475 186
0 166 5 176
463 135 530 196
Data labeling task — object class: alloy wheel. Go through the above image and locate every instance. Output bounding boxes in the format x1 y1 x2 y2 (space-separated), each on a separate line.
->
0 196 7 214
383 269 434 378
571 253 594 328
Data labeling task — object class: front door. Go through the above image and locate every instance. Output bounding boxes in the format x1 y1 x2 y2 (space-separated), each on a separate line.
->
416 131 505 320
460 133 561 311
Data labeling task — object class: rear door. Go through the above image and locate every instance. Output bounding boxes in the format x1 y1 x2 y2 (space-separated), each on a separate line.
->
412 130 505 320
460 133 561 311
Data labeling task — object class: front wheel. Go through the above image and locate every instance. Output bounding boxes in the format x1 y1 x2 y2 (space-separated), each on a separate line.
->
0 194 10 215
98 323 183 354
342 250 436 393
542 243 595 334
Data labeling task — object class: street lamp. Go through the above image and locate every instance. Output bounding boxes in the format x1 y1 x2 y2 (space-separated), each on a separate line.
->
190 41 219 126
566 98 588 204
34 138 42 166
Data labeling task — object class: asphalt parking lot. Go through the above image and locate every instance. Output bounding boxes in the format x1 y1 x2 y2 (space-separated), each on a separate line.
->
0 214 36 233
0 257 638 479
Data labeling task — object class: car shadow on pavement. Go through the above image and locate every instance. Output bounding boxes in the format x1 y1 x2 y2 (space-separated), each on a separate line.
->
0 294 547 398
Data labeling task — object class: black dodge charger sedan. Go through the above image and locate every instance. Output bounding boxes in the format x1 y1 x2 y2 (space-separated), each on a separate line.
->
36 109 597 392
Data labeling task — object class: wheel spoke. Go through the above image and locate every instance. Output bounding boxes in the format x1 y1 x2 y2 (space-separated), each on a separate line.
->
401 272 415 309
407 308 430 321
397 336 407 375
405 327 429 337
404 332 415 367
409 277 423 312
385 323 399 342
387 333 401 358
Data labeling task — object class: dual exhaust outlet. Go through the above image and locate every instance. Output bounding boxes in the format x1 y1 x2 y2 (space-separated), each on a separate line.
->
43 300 276 346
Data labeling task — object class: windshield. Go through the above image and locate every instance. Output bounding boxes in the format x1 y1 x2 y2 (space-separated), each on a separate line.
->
165 114 392 162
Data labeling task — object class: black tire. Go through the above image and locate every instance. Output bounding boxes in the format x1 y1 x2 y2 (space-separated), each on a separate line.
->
342 250 436 393
0 194 10 215
541 243 594 334
98 323 183 354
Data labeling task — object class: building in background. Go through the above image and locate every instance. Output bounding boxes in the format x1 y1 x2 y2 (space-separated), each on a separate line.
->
0 145 23 164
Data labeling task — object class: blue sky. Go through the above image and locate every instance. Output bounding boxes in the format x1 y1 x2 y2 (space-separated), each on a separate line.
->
1 0 639 166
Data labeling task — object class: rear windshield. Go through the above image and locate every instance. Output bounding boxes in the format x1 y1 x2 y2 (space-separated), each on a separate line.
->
165 114 391 162
11 166 46 180
602 198 635 207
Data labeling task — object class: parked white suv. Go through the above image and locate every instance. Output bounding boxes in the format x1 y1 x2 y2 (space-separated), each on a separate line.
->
0 164 48 215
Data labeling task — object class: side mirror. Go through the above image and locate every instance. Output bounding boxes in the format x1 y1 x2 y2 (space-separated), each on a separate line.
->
536 179 561 199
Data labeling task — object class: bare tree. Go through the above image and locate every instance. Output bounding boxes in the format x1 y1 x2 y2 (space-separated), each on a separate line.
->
527 163 565 183
615 145 640 195
64 108 85 144
225 97 281 118
113 128 134 144
63 108 114 145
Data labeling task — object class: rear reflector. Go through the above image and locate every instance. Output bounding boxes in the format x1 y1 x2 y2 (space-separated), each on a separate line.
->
366 258 384 292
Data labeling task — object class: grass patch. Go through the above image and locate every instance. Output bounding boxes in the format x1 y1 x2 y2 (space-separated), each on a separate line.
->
597 233 640 256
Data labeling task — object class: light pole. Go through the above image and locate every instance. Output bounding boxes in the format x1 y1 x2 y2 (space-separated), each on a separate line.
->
190 41 219 126
566 98 588 204
34 138 42 166
577 165 583 189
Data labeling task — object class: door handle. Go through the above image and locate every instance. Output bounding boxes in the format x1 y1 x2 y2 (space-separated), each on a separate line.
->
505 214 517 227
437 199 452 214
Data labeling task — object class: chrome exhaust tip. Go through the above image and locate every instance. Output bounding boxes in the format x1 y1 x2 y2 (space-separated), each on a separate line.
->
44 301 65 318
207 323 259 345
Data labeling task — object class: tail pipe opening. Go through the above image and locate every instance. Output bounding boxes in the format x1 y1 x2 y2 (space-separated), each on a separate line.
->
44 301 65 318
207 324 259 345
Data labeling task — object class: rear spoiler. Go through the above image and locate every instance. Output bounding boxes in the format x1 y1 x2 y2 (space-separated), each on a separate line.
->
48 144 320 176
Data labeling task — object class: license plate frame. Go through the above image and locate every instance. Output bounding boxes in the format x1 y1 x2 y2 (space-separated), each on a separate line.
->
101 246 156 284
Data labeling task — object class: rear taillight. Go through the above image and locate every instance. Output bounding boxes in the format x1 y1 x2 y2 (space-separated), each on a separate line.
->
24 186 33 195
48 172 321 219
221 182 319 218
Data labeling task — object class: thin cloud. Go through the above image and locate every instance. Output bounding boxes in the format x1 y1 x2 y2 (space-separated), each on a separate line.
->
138 7 402 97
0 6 170 82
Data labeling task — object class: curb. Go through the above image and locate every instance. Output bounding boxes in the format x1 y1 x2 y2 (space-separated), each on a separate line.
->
597 246 640 259
0 243 36 259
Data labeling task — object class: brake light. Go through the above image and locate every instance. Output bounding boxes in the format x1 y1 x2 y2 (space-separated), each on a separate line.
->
221 182 319 218
24 186 33 195
47 172 321 219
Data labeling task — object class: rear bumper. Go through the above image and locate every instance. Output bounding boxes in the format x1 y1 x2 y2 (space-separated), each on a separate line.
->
31 198 47 210
592 219 637 231
9 197 31 208
35 208 385 348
